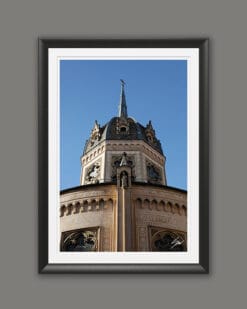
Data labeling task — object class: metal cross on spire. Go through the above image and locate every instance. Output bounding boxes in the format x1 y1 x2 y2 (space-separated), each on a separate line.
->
120 79 126 87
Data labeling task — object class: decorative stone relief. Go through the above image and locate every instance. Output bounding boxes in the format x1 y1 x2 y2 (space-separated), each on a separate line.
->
111 154 136 181
136 212 178 227
144 120 163 151
145 120 156 144
137 226 148 251
149 226 186 251
120 171 128 188
116 117 129 135
146 160 162 184
85 160 101 184
61 228 99 251
90 121 101 146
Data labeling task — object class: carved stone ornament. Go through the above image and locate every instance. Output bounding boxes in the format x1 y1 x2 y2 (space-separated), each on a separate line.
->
90 120 101 146
61 228 98 251
120 152 128 166
116 117 129 135
145 120 157 145
120 171 128 188
146 161 161 183
85 161 101 184
111 154 135 181
149 227 186 251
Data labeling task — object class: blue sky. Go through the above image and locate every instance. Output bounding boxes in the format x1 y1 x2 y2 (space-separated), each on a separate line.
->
60 60 187 190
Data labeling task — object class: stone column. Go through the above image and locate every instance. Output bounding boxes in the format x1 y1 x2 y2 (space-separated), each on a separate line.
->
116 165 132 251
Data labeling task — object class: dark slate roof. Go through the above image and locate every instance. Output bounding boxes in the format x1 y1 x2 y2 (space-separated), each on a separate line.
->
83 116 163 155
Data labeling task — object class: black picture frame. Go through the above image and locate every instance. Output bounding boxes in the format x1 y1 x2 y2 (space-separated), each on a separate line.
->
38 38 209 274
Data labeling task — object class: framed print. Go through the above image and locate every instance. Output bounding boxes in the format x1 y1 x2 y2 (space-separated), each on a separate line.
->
38 39 209 273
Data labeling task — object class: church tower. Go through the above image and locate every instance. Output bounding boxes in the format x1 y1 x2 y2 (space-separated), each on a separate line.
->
60 81 187 252
80 80 167 187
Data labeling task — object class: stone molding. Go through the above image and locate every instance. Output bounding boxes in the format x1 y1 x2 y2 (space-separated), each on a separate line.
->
60 198 115 217
81 140 165 166
134 198 186 216
105 140 165 165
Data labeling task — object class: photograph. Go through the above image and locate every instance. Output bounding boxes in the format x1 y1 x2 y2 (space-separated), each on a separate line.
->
60 60 187 252
39 39 208 273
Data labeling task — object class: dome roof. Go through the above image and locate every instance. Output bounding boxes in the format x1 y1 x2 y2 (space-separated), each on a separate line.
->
83 116 163 155
83 81 164 156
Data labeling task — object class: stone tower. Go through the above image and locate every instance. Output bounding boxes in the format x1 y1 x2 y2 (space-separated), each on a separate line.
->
80 81 167 187
60 81 187 252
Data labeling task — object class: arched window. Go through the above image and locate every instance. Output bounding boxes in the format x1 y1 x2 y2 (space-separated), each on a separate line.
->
149 227 186 252
61 228 99 252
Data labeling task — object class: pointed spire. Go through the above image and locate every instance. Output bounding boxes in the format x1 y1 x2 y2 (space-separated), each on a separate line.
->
118 79 128 118
120 152 128 166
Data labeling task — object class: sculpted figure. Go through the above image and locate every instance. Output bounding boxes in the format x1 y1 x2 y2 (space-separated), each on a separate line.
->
121 172 128 188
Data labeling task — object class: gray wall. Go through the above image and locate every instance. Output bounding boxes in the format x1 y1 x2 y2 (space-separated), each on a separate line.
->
0 0 246 308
